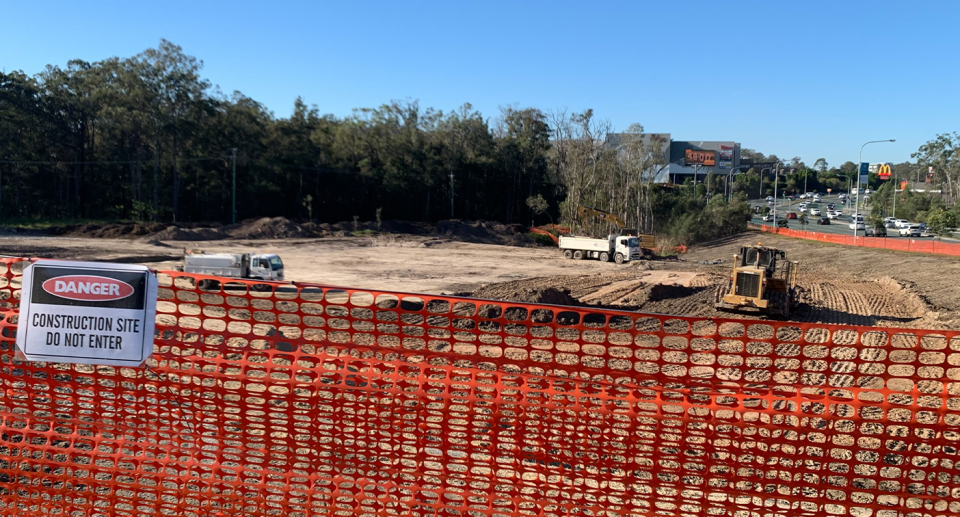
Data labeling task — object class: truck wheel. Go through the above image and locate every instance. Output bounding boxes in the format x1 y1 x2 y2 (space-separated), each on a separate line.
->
599 252 609 263
563 250 573 259
573 250 584 260
614 253 625 264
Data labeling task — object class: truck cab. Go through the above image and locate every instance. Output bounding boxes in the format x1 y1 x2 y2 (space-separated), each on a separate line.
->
610 235 642 262
250 253 284 281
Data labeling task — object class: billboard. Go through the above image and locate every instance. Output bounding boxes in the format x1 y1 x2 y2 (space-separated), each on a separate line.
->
685 149 716 166
718 143 735 170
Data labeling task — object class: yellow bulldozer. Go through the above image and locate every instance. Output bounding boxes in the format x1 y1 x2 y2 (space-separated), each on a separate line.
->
715 243 799 317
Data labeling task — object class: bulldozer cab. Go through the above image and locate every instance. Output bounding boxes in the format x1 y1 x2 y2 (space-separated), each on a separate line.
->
739 246 784 274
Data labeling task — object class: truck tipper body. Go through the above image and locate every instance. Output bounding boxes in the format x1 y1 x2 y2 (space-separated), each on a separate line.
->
183 252 284 281
559 234 642 264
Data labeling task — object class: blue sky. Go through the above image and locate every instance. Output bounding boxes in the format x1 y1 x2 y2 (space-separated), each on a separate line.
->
2 0 957 166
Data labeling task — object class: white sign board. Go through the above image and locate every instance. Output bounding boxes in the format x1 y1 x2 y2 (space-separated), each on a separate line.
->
16 260 158 367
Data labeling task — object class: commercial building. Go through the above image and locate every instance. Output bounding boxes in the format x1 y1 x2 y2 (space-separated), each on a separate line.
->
605 133 743 184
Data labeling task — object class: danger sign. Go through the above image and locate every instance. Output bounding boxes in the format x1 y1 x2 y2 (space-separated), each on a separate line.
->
16 260 158 367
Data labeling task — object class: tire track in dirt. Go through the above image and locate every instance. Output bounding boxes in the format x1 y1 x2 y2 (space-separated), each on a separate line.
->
472 268 938 329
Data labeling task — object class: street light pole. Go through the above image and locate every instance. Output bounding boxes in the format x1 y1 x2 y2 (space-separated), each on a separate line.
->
773 162 782 222
892 170 897 219
853 139 895 238
758 167 773 201
724 165 750 199
230 148 238 224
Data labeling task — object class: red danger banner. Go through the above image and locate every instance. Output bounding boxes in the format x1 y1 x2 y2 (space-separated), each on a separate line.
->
0 257 958 517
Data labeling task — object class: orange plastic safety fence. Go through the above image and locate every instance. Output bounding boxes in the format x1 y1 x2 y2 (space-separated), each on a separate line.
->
529 227 560 245
1 257 960 517
749 222 960 256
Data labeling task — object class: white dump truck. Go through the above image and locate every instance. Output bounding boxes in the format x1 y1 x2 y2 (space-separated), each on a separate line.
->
182 252 285 281
559 234 644 264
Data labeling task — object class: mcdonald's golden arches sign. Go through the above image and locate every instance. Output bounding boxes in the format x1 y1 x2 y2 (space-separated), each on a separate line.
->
878 163 892 180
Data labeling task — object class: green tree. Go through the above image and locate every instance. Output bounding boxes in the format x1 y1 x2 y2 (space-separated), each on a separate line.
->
813 158 828 174
926 209 957 236
913 133 960 202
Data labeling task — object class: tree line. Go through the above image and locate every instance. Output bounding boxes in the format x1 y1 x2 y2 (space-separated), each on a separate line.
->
0 41 748 239
0 40 563 225
3 41 954 243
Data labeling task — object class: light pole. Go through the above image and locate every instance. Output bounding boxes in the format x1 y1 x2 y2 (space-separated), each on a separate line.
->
724 165 750 199
759 167 773 200
230 148 238 224
892 170 897 219
853 139 895 237
773 162 783 222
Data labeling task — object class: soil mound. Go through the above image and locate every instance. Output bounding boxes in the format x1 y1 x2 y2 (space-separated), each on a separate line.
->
58 222 167 239
226 217 314 239
435 220 528 245
648 284 701 302
471 285 580 307
148 226 229 241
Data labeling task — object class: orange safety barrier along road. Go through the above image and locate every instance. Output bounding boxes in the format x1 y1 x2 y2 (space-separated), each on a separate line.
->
749 222 960 257
1 257 959 517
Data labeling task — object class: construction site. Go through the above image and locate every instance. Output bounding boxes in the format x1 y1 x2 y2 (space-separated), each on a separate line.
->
7 8 960 515
4 217 960 517
5 216 959 330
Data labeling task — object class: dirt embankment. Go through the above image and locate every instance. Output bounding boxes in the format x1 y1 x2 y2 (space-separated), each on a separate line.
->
4 217 536 247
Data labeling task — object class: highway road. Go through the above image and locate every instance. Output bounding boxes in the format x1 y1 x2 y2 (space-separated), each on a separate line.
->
747 193 949 240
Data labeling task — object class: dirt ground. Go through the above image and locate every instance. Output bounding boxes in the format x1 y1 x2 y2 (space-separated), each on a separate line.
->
3 229 959 330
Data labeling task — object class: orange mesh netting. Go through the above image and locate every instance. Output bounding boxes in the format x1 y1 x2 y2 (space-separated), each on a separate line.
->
0 257 959 516
748 222 960 257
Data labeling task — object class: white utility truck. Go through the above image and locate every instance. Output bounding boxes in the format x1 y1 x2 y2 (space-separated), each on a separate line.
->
183 252 285 281
559 234 644 264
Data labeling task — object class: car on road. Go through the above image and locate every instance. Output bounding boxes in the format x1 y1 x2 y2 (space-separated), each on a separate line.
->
865 226 887 237
786 212 798 219
899 224 921 237
763 213 774 222
827 203 835 210
810 208 821 216
765 196 774 202
827 210 840 219
849 221 866 230
817 217 830 225
894 219 910 228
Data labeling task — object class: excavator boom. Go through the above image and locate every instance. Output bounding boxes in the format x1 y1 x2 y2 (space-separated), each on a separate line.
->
577 204 627 228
